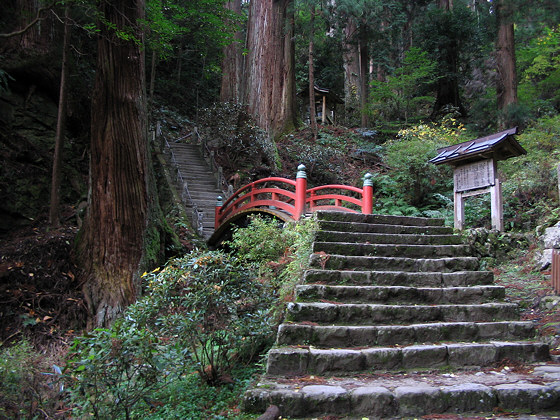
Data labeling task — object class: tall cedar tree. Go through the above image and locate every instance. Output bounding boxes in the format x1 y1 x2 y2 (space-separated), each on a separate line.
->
495 0 518 128
308 4 317 139
220 0 243 103
245 0 297 138
77 0 160 328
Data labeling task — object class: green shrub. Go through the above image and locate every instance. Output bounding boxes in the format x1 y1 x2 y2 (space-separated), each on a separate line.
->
500 114 560 229
228 215 295 267
381 118 470 209
66 249 275 418
228 215 317 302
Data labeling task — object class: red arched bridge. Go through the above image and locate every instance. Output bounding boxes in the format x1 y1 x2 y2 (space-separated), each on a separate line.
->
208 165 373 246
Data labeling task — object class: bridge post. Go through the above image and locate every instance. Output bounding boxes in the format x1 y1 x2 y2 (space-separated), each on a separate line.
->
362 173 373 214
215 196 223 229
295 164 307 219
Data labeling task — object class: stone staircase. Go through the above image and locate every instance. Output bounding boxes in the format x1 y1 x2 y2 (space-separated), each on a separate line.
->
166 142 223 239
243 211 560 418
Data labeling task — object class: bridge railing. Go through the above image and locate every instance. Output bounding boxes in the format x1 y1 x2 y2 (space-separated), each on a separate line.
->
215 164 373 229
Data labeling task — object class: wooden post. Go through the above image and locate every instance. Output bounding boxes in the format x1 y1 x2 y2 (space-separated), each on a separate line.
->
490 180 503 231
215 196 223 229
454 190 465 230
322 95 327 124
552 249 560 294
362 173 373 214
295 164 307 219
557 163 560 204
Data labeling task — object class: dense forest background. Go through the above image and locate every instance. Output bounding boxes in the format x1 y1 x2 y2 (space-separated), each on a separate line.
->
1 0 560 418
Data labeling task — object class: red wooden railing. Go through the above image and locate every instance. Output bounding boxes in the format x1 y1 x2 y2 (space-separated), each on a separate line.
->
215 164 373 229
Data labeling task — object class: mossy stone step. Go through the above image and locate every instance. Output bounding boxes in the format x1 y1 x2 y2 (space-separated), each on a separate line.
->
277 321 537 347
285 302 519 325
303 269 494 287
266 341 550 375
317 220 454 235
315 230 462 245
295 284 505 304
312 241 472 258
315 211 446 227
310 254 480 272
243 367 560 418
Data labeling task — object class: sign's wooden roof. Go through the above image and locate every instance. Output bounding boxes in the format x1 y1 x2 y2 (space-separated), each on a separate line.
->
297 84 344 104
430 127 526 166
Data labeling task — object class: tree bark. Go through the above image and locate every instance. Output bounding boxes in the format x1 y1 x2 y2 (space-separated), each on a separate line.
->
149 47 157 103
77 0 156 328
49 5 71 228
358 28 369 128
244 0 297 138
220 0 243 103
308 5 317 140
342 18 360 124
495 0 517 128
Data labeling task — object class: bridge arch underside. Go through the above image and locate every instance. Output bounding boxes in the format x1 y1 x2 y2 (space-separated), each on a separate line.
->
207 208 294 248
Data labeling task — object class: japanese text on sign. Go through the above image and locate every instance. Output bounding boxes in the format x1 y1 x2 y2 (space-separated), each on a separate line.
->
454 159 495 192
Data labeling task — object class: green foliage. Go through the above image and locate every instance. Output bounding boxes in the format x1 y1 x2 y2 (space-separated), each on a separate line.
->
369 47 437 124
198 102 280 172
499 114 560 230
229 216 294 266
382 118 468 208
228 215 317 303
66 250 275 417
0 340 62 418
518 25 560 116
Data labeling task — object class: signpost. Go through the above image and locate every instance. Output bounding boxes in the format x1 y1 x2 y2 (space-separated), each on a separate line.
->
430 127 526 231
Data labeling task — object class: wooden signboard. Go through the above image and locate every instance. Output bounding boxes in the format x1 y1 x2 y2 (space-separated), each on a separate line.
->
430 128 526 232
453 159 502 231
454 159 495 192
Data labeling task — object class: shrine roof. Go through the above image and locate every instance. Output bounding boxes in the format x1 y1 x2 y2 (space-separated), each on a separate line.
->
429 127 526 166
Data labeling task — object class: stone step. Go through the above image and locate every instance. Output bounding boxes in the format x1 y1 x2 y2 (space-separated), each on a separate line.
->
175 164 215 173
295 284 505 304
303 269 494 287
312 241 472 258
276 321 537 347
243 364 560 418
266 341 550 376
315 211 446 227
315 230 462 245
318 220 454 235
309 254 480 272
183 191 222 200
285 302 519 325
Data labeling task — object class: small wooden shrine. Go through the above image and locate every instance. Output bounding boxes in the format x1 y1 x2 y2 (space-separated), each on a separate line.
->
429 127 526 231
298 85 344 125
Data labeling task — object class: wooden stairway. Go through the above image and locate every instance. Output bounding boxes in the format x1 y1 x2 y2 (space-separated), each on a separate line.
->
243 211 559 418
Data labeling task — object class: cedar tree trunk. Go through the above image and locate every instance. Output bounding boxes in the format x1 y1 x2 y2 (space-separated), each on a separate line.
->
343 18 360 123
495 0 518 128
358 28 369 128
220 0 243 103
308 6 317 140
245 0 297 138
77 0 155 328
